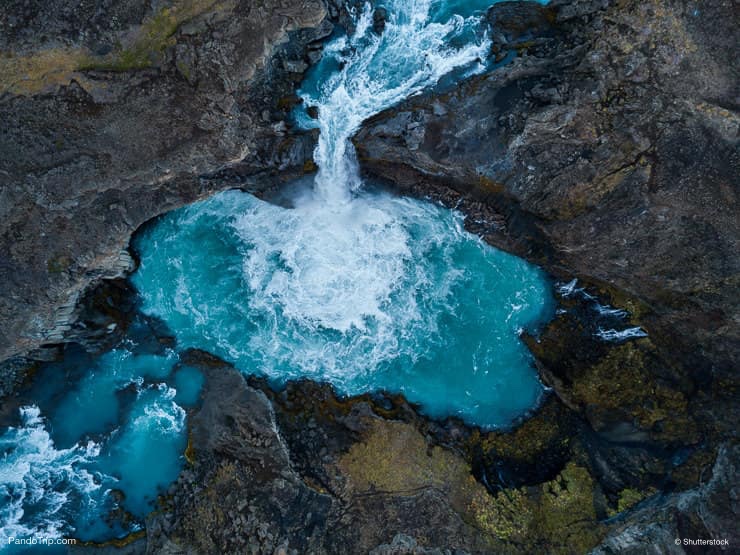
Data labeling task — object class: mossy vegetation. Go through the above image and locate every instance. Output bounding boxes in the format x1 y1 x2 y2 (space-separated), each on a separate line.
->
570 341 698 443
0 48 86 95
79 0 223 72
47 254 72 274
670 447 717 490
606 487 657 517
339 420 606 552
172 460 243 552
184 431 196 465
534 463 603 553
0 0 226 94
338 420 471 494
475 400 566 463
77 530 147 549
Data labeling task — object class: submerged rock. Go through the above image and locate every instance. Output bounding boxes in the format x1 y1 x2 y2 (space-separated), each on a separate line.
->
373 7 389 35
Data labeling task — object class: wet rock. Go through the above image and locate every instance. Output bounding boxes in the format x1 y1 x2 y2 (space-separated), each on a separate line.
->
593 444 740 554
373 8 388 35
283 59 309 74
354 0 739 547
0 0 330 364
145 358 612 553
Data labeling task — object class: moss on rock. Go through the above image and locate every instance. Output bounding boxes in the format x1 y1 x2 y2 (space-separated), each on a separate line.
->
476 399 567 464
338 420 473 495
570 341 698 443
0 0 228 94
606 487 657 517
0 48 86 95
80 0 225 72
338 419 606 551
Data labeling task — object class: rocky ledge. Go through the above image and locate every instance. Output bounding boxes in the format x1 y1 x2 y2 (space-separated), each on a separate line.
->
0 0 339 369
67 345 737 554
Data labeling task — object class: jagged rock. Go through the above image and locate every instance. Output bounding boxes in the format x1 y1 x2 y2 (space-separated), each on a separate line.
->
354 0 738 458
0 0 330 363
353 0 738 550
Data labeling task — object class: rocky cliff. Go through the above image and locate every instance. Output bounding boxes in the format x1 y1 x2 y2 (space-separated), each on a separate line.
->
356 0 738 393
350 0 739 550
355 0 739 481
0 0 331 371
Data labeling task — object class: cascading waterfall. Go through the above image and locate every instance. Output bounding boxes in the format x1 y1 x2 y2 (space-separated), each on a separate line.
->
223 0 494 336
130 0 554 425
304 0 491 205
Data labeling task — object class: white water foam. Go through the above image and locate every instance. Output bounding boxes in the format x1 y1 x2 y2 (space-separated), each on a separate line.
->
231 192 466 384
233 0 491 341
594 303 628 319
0 407 103 545
303 0 490 205
557 279 579 297
137 385 186 434
557 279 647 342
595 327 648 342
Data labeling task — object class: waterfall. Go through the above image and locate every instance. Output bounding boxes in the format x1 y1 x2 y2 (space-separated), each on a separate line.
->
302 0 491 205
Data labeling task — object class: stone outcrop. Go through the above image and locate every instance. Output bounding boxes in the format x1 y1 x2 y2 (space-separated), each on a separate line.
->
0 0 331 366
354 0 739 478
95 352 733 554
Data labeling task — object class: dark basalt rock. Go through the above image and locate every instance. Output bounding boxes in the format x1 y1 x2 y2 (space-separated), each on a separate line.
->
373 7 389 35
132 350 735 554
353 0 739 550
3 0 738 553
0 0 330 363
354 0 739 444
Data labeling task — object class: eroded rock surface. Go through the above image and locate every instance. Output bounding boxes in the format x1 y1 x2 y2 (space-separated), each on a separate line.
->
354 0 739 476
0 0 330 367
99 352 733 554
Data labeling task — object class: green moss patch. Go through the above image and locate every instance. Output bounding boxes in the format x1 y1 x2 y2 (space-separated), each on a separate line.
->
338 420 606 552
80 0 223 72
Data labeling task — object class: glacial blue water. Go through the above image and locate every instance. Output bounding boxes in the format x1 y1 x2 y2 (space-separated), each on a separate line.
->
132 185 554 426
0 337 201 550
0 0 553 548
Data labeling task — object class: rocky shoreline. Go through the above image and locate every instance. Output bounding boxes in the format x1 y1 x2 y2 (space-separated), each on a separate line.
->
1 0 738 553
42 215 726 553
